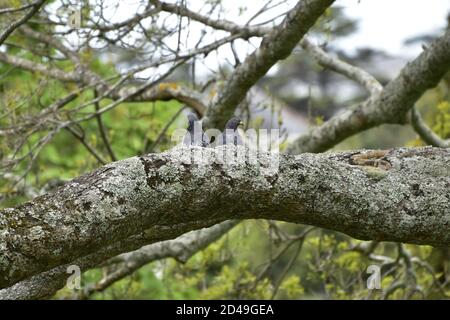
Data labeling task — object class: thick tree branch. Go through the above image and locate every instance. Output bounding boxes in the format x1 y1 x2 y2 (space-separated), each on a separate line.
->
1 146 449 289
0 218 222 299
154 0 381 97
287 27 450 154
203 0 335 129
299 38 383 95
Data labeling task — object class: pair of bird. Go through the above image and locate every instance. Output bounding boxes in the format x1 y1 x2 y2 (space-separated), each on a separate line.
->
183 112 244 147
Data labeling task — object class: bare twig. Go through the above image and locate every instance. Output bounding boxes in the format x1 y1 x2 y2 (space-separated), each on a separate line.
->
0 0 46 45
411 106 449 148
94 90 117 162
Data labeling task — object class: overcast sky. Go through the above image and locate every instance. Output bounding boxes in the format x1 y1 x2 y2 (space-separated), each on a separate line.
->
187 0 450 75
334 0 450 57
79 0 450 78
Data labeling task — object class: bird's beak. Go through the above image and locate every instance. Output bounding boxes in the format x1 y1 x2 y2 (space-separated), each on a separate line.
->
238 121 245 127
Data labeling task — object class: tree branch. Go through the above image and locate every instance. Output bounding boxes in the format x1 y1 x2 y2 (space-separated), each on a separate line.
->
111 82 207 115
1 146 449 289
287 27 450 154
0 219 228 299
299 37 383 95
203 0 335 129
0 52 80 82
0 0 46 46
152 1 381 97
152 0 270 37
411 106 450 148
80 220 238 298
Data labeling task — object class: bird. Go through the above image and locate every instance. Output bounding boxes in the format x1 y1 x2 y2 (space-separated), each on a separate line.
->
183 112 209 147
216 117 244 146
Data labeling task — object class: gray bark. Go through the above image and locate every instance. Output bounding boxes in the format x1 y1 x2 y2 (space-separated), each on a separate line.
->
0 219 230 299
1 146 449 289
287 27 450 154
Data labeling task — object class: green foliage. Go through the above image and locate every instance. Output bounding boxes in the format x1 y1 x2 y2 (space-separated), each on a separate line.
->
433 101 450 139
52 221 449 300
0 49 183 206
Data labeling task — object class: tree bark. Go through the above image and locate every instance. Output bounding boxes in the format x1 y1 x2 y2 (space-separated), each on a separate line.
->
287 27 450 154
1 146 449 289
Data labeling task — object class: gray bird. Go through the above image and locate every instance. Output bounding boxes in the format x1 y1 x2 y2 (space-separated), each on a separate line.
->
216 117 244 146
183 112 209 147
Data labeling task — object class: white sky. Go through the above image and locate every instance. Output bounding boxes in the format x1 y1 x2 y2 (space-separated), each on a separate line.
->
53 0 450 77
184 0 450 73
184 0 450 57
57 0 450 57
334 0 450 57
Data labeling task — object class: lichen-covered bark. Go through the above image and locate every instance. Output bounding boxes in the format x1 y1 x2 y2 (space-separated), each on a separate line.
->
1 146 449 289
0 218 225 299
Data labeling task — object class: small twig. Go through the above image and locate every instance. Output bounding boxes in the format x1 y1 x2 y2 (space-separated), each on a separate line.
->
94 90 117 161
0 0 47 46
144 105 186 153
65 126 107 165
411 106 449 148
270 239 304 299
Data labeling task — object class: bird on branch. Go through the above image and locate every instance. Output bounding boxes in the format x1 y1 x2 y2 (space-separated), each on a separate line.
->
216 117 245 146
183 112 209 147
